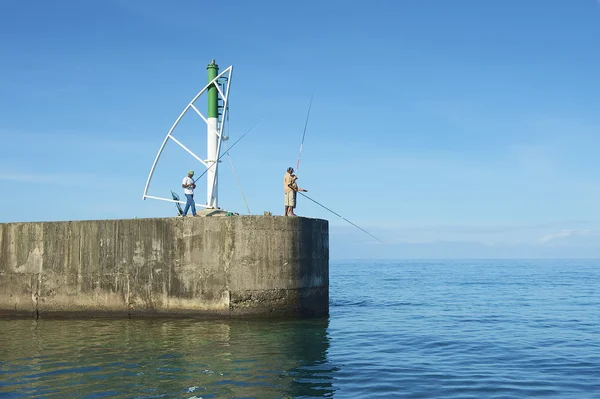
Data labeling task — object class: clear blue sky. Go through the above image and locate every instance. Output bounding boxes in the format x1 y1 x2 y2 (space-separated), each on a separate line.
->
1 0 600 258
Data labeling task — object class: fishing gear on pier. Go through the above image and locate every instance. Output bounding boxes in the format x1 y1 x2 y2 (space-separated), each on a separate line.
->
170 191 184 215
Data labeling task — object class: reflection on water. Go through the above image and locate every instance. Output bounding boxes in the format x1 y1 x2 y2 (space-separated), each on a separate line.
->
0 317 337 398
5 260 597 398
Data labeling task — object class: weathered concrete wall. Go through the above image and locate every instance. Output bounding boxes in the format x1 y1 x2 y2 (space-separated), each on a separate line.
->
0 216 329 318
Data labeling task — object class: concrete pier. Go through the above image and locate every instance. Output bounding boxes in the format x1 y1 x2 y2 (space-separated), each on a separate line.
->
0 216 329 318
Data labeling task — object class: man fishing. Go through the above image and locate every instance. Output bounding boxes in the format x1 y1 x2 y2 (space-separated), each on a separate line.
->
284 167 307 216
279 94 383 241
181 170 199 217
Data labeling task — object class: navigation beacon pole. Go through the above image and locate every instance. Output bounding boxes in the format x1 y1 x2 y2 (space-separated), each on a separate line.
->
206 60 219 208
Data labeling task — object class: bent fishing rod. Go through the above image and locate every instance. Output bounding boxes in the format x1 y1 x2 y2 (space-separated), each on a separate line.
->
297 191 384 244
192 118 262 184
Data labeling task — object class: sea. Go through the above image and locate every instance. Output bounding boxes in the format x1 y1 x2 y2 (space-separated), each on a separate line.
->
0 259 598 398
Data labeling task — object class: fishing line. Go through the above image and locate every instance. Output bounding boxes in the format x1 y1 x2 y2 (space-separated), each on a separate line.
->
295 91 314 173
193 118 262 184
297 191 384 243
224 108 251 214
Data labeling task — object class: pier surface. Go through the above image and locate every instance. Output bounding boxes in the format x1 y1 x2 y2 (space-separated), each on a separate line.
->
0 216 329 318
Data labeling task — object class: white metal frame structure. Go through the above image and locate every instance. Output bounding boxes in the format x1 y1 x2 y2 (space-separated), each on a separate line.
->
142 65 233 210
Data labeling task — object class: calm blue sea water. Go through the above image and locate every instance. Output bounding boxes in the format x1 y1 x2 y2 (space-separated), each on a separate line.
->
0 259 599 398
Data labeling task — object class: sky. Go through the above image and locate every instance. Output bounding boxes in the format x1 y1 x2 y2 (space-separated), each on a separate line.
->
1 0 600 259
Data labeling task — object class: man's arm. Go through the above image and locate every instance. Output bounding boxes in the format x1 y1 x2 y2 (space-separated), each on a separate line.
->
182 179 196 188
289 175 307 192
293 183 307 192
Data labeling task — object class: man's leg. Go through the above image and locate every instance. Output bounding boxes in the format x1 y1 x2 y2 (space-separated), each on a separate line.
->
284 192 290 216
285 191 295 215
289 192 297 216
183 194 193 216
183 194 191 216
190 194 197 216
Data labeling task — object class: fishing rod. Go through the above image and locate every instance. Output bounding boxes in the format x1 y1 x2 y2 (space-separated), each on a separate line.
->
171 119 261 216
193 118 262 184
295 91 314 173
290 92 383 243
297 191 384 243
